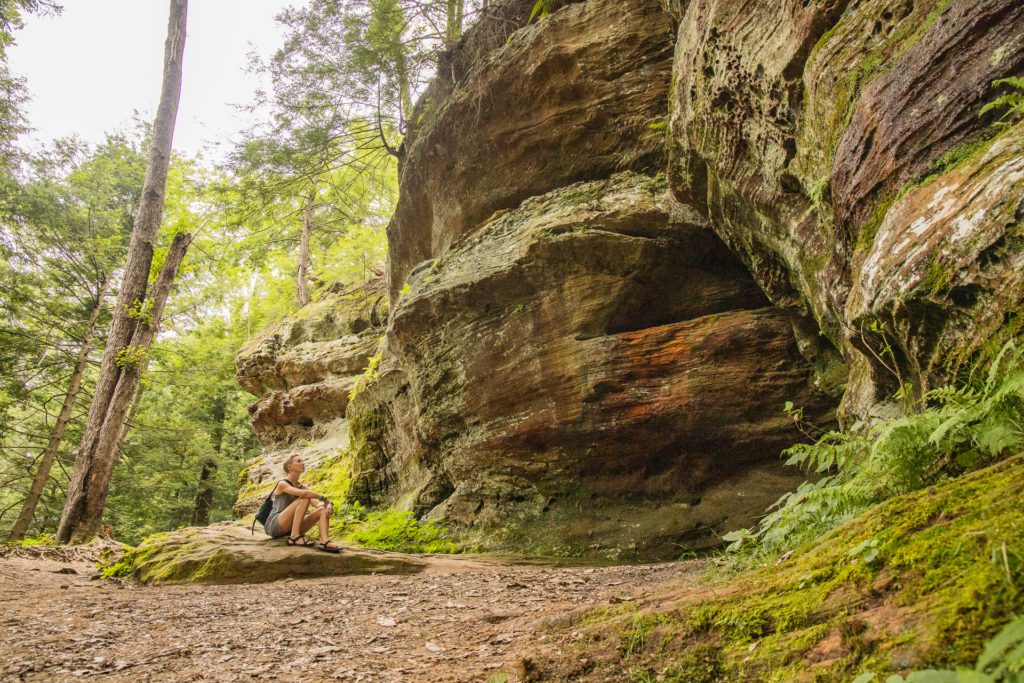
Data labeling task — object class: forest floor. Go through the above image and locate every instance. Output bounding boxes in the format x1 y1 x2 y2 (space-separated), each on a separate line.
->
0 548 701 682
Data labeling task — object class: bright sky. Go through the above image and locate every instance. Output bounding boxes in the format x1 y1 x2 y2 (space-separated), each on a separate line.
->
9 0 302 163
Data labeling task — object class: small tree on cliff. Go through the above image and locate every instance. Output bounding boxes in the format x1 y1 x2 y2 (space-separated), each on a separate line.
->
56 0 190 544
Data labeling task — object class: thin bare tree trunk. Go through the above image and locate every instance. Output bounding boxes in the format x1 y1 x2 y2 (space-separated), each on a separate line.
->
7 279 110 542
191 396 224 526
55 1 189 543
297 185 315 308
191 459 217 526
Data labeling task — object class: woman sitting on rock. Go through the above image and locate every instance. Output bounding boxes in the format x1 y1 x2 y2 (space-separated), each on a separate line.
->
264 455 341 553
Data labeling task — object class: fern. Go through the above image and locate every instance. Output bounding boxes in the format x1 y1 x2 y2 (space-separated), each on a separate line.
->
730 342 1024 555
981 77 1024 127
529 0 552 22
853 614 1024 682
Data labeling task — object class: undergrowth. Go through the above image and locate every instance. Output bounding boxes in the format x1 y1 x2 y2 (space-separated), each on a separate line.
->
981 77 1024 127
854 614 1024 682
4 533 55 547
725 341 1024 558
560 454 1024 681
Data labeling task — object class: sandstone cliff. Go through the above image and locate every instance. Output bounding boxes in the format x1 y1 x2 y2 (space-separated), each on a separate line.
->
233 283 387 515
238 0 1024 559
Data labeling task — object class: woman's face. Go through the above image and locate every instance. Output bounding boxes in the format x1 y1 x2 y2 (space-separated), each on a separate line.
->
289 457 305 477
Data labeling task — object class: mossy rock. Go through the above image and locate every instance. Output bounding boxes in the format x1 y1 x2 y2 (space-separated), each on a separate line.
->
528 454 1024 681
109 522 426 586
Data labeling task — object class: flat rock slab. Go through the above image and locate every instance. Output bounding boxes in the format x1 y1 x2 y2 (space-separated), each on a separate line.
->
125 524 429 585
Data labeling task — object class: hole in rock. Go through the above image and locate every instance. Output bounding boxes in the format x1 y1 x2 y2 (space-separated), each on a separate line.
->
780 172 802 194
978 235 1006 267
600 234 770 337
949 284 982 308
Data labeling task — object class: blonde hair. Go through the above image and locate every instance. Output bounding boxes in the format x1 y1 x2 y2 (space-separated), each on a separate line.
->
282 455 301 475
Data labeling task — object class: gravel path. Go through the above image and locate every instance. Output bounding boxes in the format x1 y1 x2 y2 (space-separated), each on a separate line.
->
0 551 701 682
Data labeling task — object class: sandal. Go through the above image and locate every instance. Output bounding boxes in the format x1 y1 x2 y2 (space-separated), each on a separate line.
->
287 536 315 548
315 540 342 554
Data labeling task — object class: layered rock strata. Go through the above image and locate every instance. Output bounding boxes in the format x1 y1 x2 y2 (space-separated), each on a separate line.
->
346 0 852 558
236 0 1024 558
353 169 834 558
669 0 1024 416
233 283 386 514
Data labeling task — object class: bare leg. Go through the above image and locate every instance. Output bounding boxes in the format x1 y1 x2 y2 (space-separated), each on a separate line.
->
273 497 310 540
319 506 330 540
289 498 312 539
298 508 325 536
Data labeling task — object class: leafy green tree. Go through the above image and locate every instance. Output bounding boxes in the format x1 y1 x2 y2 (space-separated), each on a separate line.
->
0 135 143 540
0 0 61 173
103 315 259 543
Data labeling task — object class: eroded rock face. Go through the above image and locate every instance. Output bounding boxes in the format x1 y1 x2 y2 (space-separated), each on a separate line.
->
232 283 387 515
843 124 1024 413
387 0 675 300
669 0 1024 416
351 174 834 559
236 284 386 446
234 0 1023 559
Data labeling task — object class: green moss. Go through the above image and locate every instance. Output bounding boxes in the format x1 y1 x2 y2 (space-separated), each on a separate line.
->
304 450 352 505
348 348 383 401
344 509 460 554
4 533 55 547
551 456 1024 681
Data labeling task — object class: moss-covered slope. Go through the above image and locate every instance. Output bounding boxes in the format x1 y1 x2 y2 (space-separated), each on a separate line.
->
524 454 1024 682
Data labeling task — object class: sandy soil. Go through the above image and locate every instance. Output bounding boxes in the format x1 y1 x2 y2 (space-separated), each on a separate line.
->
0 550 701 682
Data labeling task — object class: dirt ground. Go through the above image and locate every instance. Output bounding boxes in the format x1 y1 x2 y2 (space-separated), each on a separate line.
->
0 550 701 682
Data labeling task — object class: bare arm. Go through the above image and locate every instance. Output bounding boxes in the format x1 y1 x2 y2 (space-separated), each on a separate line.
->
275 481 323 502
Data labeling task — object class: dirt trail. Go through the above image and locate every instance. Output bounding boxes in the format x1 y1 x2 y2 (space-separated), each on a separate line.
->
0 550 701 682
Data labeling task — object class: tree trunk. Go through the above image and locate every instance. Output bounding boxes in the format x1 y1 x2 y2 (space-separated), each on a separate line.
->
57 0 188 544
191 459 217 526
446 0 464 46
56 225 194 543
7 278 110 542
191 396 224 526
296 185 315 308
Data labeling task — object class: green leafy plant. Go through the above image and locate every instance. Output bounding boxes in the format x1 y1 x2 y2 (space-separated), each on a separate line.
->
529 0 552 22
853 614 1024 682
4 533 54 547
124 297 154 324
981 77 1024 127
114 344 148 369
726 342 1024 556
348 348 384 400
